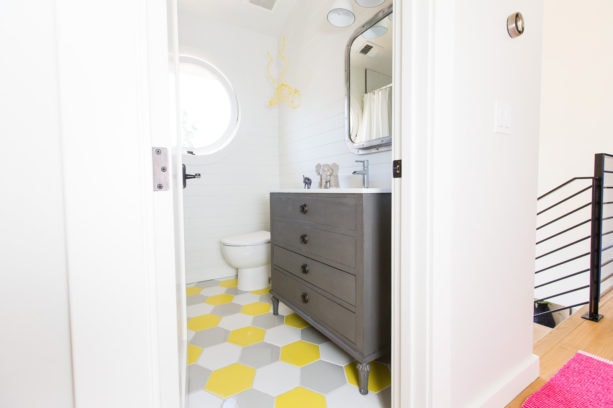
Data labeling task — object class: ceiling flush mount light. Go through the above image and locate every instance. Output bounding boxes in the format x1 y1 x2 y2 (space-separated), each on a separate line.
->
327 0 356 28
362 20 387 40
355 0 384 7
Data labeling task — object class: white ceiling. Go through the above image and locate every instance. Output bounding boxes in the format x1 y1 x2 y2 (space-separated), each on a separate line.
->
178 0 300 36
178 0 392 37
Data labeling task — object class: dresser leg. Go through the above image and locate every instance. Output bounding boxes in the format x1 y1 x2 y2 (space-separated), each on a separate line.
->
271 295 279 316
357 362 370 395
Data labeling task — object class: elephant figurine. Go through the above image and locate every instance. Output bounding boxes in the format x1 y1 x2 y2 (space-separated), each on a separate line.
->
315 163 339 189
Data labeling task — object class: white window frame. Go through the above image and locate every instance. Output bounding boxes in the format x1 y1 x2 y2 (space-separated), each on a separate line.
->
179 55 240 155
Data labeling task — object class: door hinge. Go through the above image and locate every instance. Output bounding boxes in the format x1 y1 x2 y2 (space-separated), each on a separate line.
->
152 147 170 191
393 160 402 178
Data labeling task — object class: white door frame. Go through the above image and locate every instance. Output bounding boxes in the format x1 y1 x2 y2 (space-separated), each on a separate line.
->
54 0 452 406
391 1 442 406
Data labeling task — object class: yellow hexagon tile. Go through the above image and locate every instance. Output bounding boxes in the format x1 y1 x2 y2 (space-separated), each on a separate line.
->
187 314 221 331
205 363 255 398
186 286 202 296
187 344 202 365
219 279 237 288
251 287 270 295
285 313 308 329
205 294 234 306
344 361 391 393
280 341 320 367
241 302 271 316
276 387 326 408
228 326 265 347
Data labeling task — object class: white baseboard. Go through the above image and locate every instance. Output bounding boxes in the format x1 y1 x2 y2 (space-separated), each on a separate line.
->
468 354 539 408
186 268 236 284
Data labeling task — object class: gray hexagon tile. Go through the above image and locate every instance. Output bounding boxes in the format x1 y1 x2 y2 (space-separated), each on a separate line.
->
252 313 285 330
211 302 242 316
191 327 229 348
301 360 346 393
258 293 272 302
186 294 206 306
240 342 280 368
188 364 212 392
224 287 241 296
301 326 329 344
234 389 275 408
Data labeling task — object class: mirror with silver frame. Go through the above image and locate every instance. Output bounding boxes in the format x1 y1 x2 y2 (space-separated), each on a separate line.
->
345 5 393 154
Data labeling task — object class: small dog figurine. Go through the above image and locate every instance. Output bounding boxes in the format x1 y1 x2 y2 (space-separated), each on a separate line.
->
303 175 312 189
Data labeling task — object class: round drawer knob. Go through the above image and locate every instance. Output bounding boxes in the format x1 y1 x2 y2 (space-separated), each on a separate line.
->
300 234 309 244
301 292 310 304
301 264 309 274
300 203 308 214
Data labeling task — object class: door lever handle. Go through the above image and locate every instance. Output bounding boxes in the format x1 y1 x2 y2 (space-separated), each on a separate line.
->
182 164 202 189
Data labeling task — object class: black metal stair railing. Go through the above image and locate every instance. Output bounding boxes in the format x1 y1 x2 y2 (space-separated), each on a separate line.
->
534 153 613 325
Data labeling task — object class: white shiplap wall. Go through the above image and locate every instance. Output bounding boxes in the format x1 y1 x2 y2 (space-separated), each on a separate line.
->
278 2 392 190
179 11 280 283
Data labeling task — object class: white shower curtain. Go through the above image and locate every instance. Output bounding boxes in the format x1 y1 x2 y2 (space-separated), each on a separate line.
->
354 85 392 145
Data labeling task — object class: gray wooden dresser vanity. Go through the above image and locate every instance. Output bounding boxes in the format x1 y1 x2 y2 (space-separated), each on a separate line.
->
269 191 391 395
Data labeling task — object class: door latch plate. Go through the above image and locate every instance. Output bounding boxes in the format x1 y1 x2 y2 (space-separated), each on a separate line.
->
393 160 402 178
152 147 169 191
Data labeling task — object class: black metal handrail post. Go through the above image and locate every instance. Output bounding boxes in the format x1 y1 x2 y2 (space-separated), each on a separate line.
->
583 153 604 322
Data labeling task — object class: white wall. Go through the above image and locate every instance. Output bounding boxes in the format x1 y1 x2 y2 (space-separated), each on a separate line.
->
421 1 544 405
536 0 613 307
0 2 74 407
539 0 613 192
278 1 393 190
179 10 280 283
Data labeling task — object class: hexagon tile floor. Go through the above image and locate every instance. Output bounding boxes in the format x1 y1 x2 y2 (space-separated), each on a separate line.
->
186 278 391 408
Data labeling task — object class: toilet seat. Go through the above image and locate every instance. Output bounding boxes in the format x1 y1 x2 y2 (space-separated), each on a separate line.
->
221 230 270 247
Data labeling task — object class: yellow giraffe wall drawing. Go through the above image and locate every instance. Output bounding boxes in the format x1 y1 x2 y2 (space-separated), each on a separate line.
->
267 36 301 109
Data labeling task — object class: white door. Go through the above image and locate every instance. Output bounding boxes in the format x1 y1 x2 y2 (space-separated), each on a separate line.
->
56 0 186 407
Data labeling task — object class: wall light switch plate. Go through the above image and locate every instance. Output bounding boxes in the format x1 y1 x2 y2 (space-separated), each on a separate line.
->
494 101 512 134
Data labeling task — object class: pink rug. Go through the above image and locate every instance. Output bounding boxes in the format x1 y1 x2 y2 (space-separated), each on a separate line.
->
522 351 613 408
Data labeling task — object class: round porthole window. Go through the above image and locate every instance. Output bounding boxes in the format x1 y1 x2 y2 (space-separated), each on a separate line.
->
179 56 240 155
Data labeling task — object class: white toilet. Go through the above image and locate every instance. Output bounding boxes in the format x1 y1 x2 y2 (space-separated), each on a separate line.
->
220 230 271 291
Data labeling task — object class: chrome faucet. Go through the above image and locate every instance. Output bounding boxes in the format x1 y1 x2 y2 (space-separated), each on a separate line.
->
352 160 369 188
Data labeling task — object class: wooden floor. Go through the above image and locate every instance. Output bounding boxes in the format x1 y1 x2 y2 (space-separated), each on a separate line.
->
506 289 613 407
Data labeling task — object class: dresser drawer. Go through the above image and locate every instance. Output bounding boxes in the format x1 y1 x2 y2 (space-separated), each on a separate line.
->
271 267 356 343
272 245 356 306
270 193 358 233
271 220 357 271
